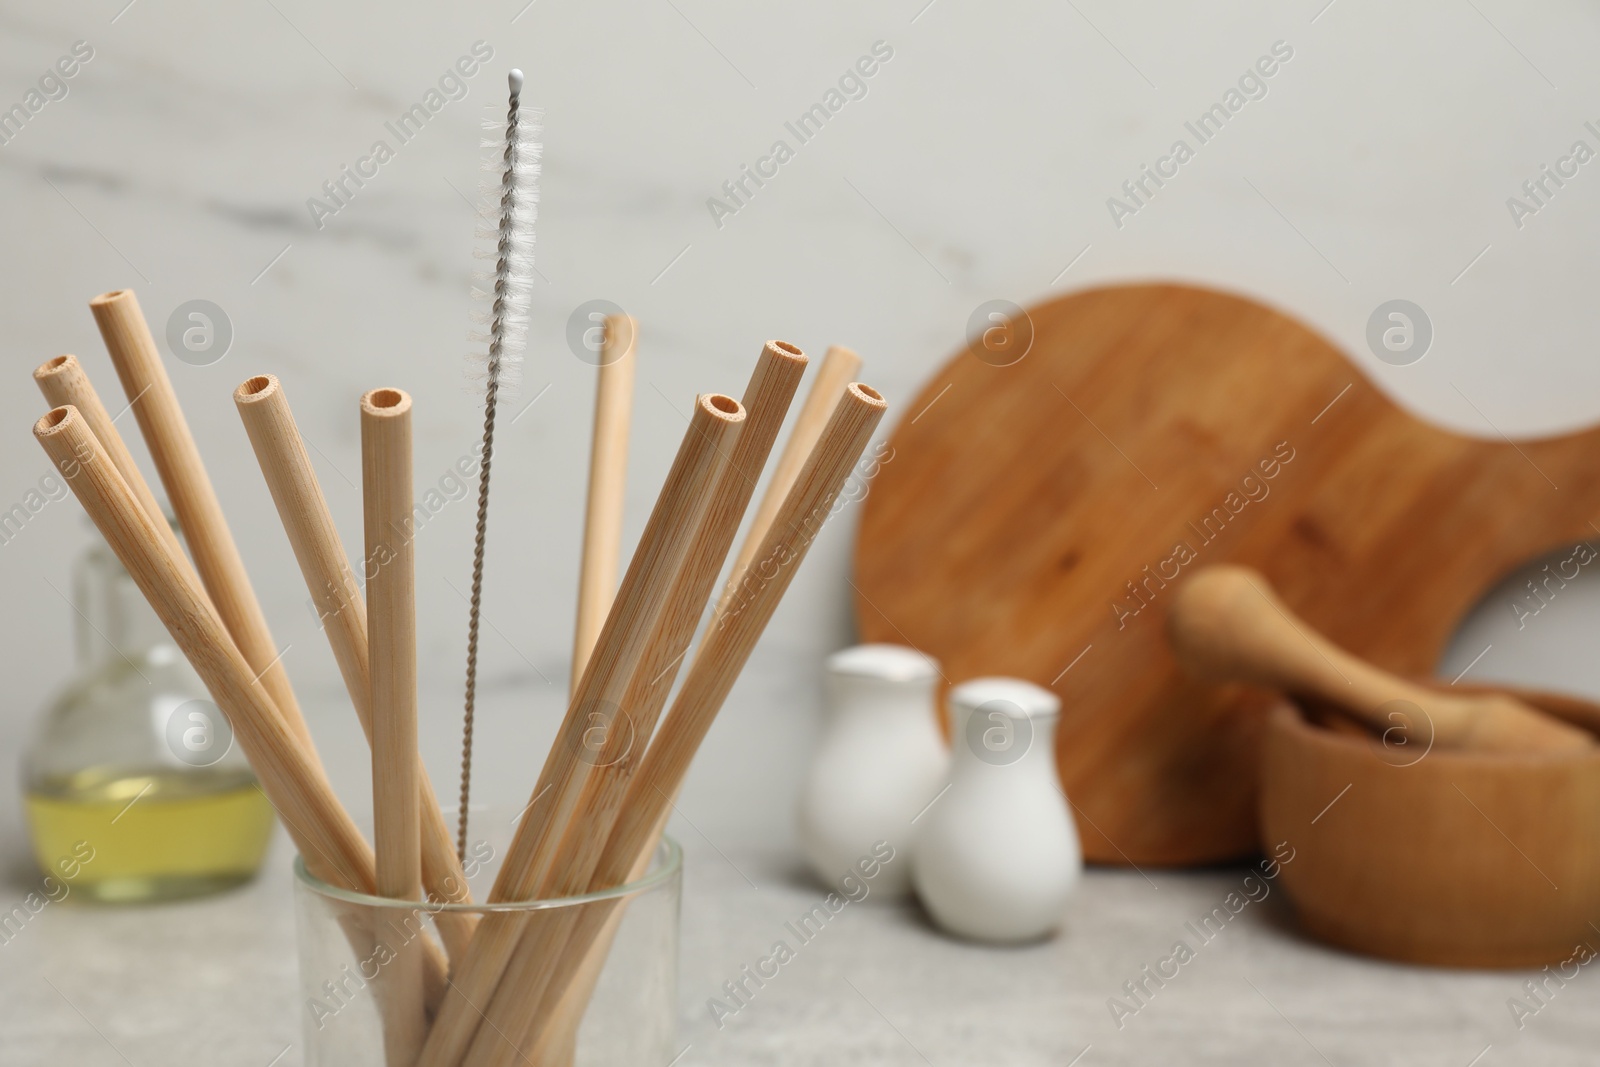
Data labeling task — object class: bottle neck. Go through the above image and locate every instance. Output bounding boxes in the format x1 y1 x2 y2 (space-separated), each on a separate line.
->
73 541 174 669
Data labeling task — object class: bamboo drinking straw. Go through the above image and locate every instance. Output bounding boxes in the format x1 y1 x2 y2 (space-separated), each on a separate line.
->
533 315 640 1067
482 383 889 1063
233 376 478 961
723 344 860 600
362 388 427 1066
520 809 665 1067
572 313 638 694
32 354 213 614
417 392 746 1067
635 390 887 837
88 289 315 754
34 354 163 522
463 342 808 1064
531 342 838 1064
34 406 374 886
33 406 451 1010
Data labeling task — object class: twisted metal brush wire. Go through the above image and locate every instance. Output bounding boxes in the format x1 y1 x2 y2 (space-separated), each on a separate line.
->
457 69 525 863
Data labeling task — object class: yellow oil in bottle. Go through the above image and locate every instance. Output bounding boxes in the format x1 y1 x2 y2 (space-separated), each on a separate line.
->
25 766 276 903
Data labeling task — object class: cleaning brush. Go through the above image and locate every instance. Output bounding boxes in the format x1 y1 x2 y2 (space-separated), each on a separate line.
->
458 68 541 862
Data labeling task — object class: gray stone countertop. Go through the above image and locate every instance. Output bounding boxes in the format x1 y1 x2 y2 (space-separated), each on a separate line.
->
0 830 1589 1066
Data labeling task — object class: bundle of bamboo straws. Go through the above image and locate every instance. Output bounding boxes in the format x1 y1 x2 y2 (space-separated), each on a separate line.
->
30 288 884 1067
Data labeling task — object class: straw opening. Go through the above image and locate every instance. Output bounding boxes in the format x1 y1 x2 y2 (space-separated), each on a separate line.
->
237 375 275 398
36 406 73 433
361 387 412 416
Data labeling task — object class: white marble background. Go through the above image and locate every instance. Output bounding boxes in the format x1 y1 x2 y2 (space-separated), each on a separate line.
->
3 0 1600 1062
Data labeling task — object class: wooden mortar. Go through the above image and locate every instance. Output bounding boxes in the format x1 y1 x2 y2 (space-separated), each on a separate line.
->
1260 689 1600 968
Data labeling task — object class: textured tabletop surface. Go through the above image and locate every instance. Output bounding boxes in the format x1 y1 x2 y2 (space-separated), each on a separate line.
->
0 831 1587 1066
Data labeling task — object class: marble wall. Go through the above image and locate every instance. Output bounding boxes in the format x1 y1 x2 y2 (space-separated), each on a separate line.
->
4 0 1600 858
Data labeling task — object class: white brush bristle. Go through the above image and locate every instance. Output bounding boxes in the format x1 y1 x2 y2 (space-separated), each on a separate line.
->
465 105 542 401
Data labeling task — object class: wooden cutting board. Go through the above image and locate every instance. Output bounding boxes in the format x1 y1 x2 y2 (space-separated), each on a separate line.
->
853 283 1600 867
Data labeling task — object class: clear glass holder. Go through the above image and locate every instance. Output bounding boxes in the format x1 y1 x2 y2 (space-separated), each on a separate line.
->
292 836 681 1066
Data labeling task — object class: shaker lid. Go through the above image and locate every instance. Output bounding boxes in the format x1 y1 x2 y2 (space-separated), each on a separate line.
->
825 643 940 682
949 676 1060 720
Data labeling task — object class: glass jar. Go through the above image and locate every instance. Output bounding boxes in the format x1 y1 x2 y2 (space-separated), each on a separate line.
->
21 533 275 902
292 837 682 1066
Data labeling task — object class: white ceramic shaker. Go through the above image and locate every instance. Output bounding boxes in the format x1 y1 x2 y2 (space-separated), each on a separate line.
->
798 644 948 898
911 677 1081 942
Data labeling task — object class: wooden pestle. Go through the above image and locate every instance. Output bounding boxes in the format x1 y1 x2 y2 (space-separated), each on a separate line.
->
1167 564 1594 753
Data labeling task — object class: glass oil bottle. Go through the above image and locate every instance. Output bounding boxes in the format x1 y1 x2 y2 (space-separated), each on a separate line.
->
22 534 275 902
